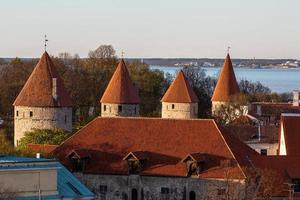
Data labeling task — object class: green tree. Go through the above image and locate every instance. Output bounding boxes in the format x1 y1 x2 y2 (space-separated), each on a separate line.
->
17 128 72 150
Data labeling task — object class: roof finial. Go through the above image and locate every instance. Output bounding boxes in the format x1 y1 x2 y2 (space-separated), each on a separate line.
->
44 35 49 52
121 50 125 59
227 46 231 54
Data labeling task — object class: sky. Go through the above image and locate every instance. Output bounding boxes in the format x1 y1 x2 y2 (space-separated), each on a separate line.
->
1 0 300 59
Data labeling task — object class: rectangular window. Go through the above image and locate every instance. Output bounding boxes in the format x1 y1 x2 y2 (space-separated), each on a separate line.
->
103 105 106 111
100 185 107 194
260 149 267 156
171 104 175 109
161 187 170 200
65 115 67 123
29 111 33 117
217 188 226 195
118 105 122 112
16 111 19 117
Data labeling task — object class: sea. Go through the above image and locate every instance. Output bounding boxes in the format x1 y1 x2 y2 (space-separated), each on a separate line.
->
150 66 300 93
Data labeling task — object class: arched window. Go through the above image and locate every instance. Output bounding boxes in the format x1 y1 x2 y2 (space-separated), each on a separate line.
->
189 191 196 200
131 188 138 200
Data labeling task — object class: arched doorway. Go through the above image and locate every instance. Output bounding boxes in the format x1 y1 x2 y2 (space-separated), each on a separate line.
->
131 188 138 200
189 191 196 200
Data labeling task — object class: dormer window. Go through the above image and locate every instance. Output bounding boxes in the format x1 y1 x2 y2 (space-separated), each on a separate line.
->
182 153 208 177
67 149 91 172
123 151 147 174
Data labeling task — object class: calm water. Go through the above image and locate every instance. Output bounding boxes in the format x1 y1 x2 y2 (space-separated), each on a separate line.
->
150 65 300 93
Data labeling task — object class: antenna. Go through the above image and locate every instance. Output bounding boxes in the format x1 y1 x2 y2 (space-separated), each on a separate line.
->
44 35 49 51
227 46 231 54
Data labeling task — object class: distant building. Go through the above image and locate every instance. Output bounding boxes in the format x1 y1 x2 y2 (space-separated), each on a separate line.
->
211 53 240 113
161 70 199 119
53 117 258 200
13 52 73 146
100 59 140 117
0 155 94 199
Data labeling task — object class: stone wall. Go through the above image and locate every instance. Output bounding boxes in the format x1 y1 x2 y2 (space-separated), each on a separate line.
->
75 173 244 200
14 106 72 146
161 102 198 119
101 103 139 117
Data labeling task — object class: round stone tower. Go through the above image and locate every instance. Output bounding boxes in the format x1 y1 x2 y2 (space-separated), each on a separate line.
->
13 52 73 146
161 70 199 119
100 59 140 117
211 53 240 114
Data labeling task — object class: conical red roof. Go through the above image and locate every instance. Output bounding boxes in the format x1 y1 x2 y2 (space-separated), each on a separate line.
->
161 70 199 103
211 54 240 102
100 59 140 104
13 52 73 107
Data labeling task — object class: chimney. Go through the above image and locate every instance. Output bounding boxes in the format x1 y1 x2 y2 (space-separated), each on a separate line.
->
52 78 58 101
293 90 299 107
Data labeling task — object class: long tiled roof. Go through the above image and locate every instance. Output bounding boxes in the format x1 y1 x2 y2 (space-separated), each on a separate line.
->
53 117 258 179
100 59 140 104
161 70 199 103
13 51 73 107
211 54 240 102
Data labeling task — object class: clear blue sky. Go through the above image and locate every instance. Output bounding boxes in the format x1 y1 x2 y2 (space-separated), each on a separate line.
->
1 0 300 59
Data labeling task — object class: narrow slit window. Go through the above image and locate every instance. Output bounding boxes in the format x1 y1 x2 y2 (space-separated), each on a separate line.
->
103 105 106 111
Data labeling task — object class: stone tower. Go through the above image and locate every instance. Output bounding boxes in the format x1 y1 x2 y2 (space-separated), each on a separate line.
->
211 53 240 113
13 52 73 146
161 70 199 119
100 59 140 117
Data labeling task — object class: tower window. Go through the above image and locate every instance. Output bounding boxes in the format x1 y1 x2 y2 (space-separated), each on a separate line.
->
103 105 106 111
118 105 122 112
172 104 175 109
29 111 33 117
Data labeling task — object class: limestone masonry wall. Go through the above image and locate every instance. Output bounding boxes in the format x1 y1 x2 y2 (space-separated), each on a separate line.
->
162 102 198 119
101 103 139 117
75 173 244 200
14 106 72 146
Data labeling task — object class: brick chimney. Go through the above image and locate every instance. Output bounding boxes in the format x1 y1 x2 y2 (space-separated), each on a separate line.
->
52 78 58 101
293 90 299 107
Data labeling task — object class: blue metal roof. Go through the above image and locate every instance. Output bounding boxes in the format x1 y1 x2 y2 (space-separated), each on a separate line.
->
0 156 94 200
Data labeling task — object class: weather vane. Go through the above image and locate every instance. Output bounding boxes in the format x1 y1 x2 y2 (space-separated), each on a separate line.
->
44 35 49 51
121 50 125 58
227 46 231 54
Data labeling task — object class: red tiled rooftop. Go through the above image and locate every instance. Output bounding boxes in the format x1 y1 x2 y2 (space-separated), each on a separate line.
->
13 52 73 107
161 70 199 103
53 117 258 179
211 54 240 102
100 59 140 104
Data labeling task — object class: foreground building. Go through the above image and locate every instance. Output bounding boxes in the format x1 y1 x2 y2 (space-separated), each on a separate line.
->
100 59 140 117
0 156 94 199
211 53 240 113
13 52 73 146
53 117 258 200
161 70 199 119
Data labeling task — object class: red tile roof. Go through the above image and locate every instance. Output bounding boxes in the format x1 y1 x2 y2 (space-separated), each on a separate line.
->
211 54 240 102
279 114 300 156
27 144 58 155
161 70 199 103
53 117 258 179
100 59 140 104
13 52 73 107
